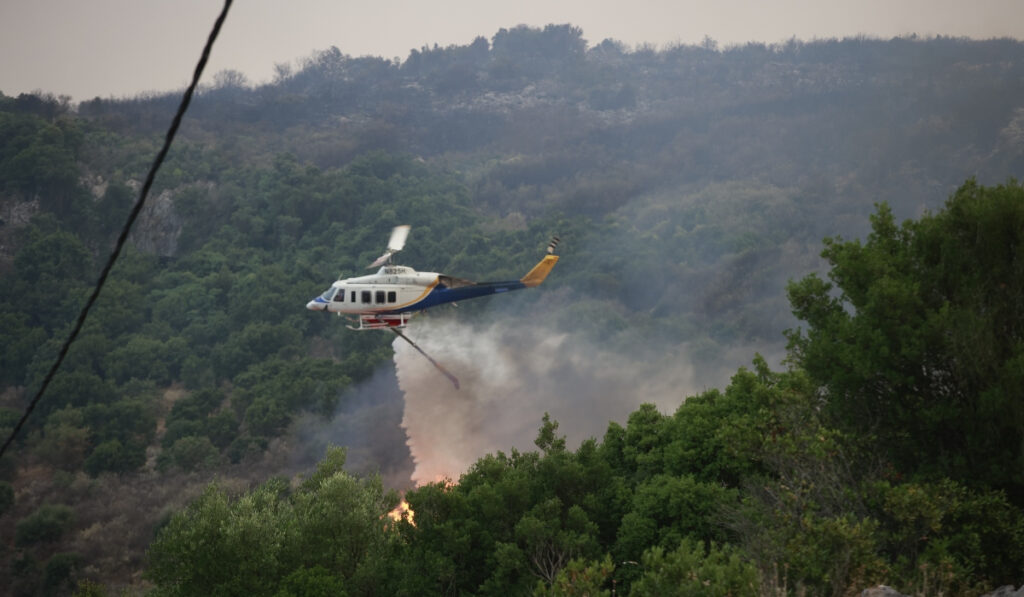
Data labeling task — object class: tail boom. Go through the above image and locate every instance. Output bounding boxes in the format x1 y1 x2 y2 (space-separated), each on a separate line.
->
520 255 559 288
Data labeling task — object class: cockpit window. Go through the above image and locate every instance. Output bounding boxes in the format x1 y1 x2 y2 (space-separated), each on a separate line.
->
333 288 345 302
320 288 335 301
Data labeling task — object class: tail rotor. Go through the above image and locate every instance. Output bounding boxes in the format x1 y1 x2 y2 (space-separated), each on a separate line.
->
546 235 560 255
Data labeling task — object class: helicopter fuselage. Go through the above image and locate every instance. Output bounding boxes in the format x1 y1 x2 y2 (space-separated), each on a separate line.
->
305 265 530 317
306 227 558 384
306 252 558 331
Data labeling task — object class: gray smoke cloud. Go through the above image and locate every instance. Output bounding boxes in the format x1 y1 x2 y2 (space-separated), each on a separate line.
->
292 181 811 487
393 315 777 485
392 183 809 485
288 364 415 489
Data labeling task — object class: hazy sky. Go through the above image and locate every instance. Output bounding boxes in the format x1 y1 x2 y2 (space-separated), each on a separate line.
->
2 0 1022 101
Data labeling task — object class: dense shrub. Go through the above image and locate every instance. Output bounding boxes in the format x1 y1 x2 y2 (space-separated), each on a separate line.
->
15 504 74 547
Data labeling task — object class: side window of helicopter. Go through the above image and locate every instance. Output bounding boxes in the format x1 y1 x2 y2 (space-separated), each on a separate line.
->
333 288 344 302
361 291 371 304
350 291 356 302
375 290 386 303
387 291 397 303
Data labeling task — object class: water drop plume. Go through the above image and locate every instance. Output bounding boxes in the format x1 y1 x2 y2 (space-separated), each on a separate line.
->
394 317 699 485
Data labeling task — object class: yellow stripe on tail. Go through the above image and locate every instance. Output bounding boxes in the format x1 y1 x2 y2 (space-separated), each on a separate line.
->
520 255 560 287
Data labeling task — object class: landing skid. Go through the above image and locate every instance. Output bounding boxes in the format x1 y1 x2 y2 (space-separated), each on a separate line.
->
390 328 460 390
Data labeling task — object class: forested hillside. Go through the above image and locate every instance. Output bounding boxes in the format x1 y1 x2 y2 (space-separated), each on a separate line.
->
1 25 1023 595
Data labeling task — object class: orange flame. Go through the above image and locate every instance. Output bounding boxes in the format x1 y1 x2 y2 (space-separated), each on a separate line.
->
387 499 415 526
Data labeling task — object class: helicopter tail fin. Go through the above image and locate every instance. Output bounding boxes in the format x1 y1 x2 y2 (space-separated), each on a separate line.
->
520 255 559 287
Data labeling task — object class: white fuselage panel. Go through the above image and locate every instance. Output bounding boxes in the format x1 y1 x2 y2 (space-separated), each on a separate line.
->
325 266 439 314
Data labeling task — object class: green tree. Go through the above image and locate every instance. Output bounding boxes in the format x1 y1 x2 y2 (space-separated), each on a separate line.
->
84 439 141 476
168 387 224 421
12 224 91 285
273 566 347 597
161 436 221 472
147 480 295 595
37 370 117 419
0 312 46 385
724 361 888 595
36 415 91 470
786 180 1024 499
234 357 352 436
160 419 204 449
43 552 83 596
534 555 613 597
513 498 601 584
147 447 398 596
614 474 737 561
94 180 134 238
630 540 758 597
103 335 174 384
15 504 75 547
203 410 239 449
86 277 146 337
866 479 1024 591
399 417 630 596
72 579 109 597
10 552 41 597
0 113 81 206
81 398 155 449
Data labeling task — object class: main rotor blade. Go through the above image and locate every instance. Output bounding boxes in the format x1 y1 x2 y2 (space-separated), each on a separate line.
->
367 251 392 269
388 225 411 252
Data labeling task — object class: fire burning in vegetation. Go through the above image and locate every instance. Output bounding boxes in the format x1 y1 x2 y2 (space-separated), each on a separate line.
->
393 318 700 485
388 499 414 525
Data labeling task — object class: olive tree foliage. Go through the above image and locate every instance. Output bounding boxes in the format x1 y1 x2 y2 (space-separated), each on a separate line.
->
146 447 399 597
630 539 759 597
786 179 1024 499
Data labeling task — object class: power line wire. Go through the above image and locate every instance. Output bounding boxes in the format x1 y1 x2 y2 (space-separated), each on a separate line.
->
0 0 234 460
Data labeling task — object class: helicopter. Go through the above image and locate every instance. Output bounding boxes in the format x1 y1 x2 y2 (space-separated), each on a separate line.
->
306 225 560 388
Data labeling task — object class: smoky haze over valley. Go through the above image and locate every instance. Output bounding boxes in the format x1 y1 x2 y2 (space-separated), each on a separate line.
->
1 0 1023 100
2 15 1024 591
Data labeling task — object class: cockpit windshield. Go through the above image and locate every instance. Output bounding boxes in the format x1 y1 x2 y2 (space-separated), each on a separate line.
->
320 288 335 301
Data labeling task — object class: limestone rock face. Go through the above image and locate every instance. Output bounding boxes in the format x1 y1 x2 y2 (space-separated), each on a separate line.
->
983 586 1024 597
126 182 182 257
0 196 40 274
861 584 1024 597
860 586 907 597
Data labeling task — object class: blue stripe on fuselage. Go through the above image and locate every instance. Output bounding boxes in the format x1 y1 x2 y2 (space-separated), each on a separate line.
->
388 281 527 313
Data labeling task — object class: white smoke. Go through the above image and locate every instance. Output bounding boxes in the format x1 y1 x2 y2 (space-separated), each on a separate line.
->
394 316 714 485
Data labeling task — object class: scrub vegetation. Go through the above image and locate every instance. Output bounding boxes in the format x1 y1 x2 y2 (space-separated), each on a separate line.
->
1 25 1023 595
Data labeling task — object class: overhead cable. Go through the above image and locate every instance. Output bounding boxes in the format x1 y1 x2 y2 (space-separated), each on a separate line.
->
0 0 235 459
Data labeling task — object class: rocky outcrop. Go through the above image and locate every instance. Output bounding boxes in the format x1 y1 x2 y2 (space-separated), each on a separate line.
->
82 172 108 200
0 196 40 274
861 586 907 597
861 585 1024 597
124 181 182 257
985 586 1024 597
